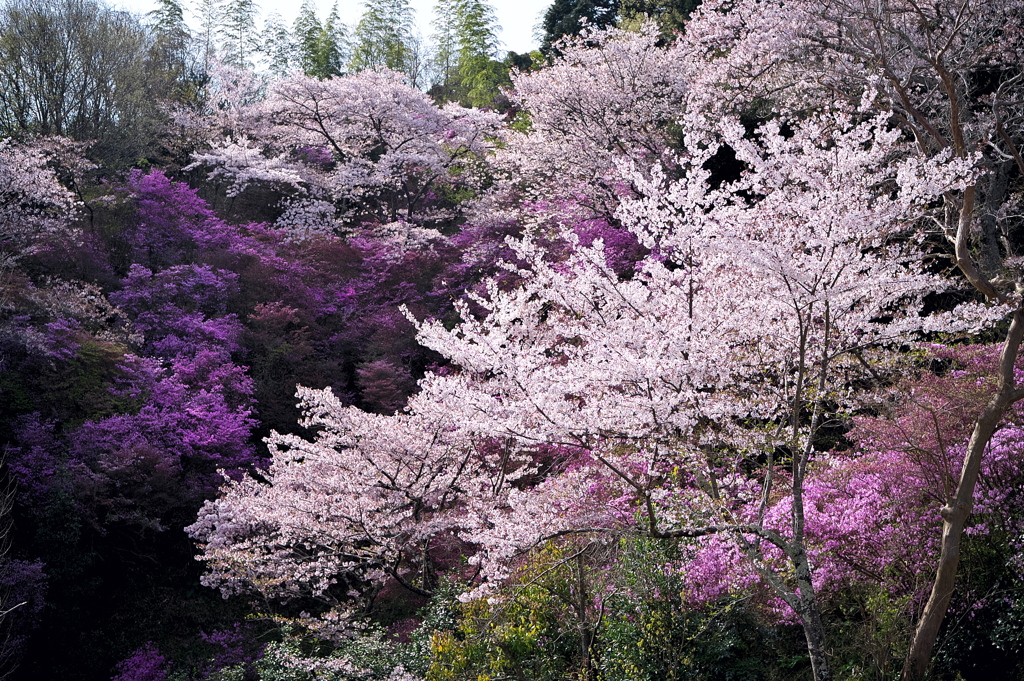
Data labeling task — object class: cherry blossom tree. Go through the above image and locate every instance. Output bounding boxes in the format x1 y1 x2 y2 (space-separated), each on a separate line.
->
496 23 687 220
0 139 82 269
410 112 993 681
182 8 1024 680
188 392 481 634
678 1 1024 676
0 137 92 364
187 69 503 235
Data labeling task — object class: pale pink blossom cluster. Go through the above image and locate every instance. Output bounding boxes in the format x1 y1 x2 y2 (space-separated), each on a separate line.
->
494 23 688 219
0 138 84 266
186 69 503 237
678 0 1024 139
188 385 481 620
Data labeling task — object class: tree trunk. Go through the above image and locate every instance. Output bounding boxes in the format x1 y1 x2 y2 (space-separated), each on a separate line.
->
792 540 833 681
901 309 1024 681
800 599 833 681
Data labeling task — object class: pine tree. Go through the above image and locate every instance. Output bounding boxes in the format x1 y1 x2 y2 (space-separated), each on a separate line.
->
350 0 416 74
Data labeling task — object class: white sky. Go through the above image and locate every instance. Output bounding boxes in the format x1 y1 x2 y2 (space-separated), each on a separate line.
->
113 0 549 55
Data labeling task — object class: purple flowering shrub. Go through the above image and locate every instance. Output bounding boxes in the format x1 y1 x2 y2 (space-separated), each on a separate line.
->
678 344 1024 621
110 264 241 356
125 170 236 268
196 624 266 680
109 624 266 681
110 643 168 681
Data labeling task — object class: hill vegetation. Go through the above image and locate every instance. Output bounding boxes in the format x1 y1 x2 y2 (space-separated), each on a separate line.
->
1 1 1023 681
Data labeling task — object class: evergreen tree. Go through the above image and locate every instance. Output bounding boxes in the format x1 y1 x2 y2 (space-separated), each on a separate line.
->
193 0 224 68
293 0 322 74
148 0 191 66
540 0 618 53
403 31 430 88
455 0 502 106
219 0 260 68
264 12 295 77
430 0 460 98
317 4 347 78
350 0 415 74
148 0 187 36
430 0 504 106
456 0 500 55
291 1 347 79
147 0 197 103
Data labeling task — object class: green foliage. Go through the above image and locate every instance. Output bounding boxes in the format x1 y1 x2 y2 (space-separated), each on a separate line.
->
219 0 259 68
293 0 321 65
430 0 508 107
194 0 222 67
291 1 347 80
504 50 537 74
147 0 185 33
509 109 534 134
240 582 467 681
427 547 588 681
617 0 699 37
147 0 194 86
598 537 783 681
428 594 577 681
928 528 1024 680
828 587 915 680
0 335 127 429
350 0 416 75
253 623 429 681
263 12 296 78
415 539 814 681
459 57 509 109
51 339 128 423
